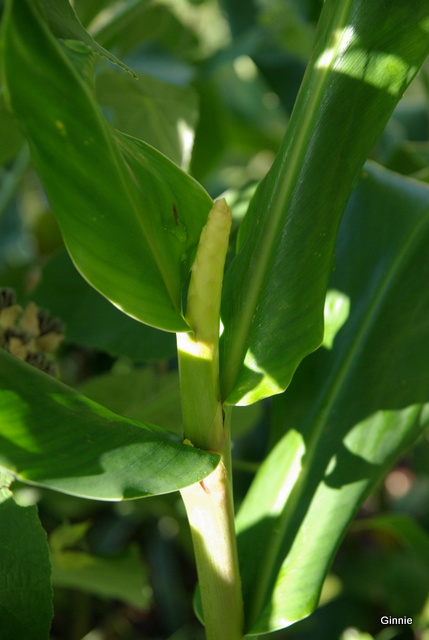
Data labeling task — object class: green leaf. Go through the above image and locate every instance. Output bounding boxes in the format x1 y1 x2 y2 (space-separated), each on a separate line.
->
0 98 23 166
0 471 52 639
77 366 183 434
0 349 219 500
96 68 198 168
50 522 150 609
33 0 134 75
235 163 429 634
32 249 176 362
220 0 429 405
2 0 212 333
89 0 198 60
354 514 429 566
52 545 150 609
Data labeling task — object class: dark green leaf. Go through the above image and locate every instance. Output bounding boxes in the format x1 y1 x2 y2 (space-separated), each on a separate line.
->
2 0 212 333
50 522 150 608
236 163 429 634
33 249 176 361
220 0 429 405
0 349 219 499
90 0 198 59
77 366 182 434
0 471 52 639
36 0 134 74
354 513 429 566
0 99 23 166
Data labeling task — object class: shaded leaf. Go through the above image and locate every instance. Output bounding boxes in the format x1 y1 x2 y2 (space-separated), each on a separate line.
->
354 513 429 566
50 522 149 609
77 366 183 434
33 249 176 362
0 470 52 639
0 349 219 500
52 545 149 609
97 68 198 168
236 163 429 634
36 0 134 74
90 0 198 60
220 0 429 405
0 99 23 166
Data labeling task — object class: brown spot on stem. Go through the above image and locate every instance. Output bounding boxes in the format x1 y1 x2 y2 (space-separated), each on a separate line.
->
199 479 210 494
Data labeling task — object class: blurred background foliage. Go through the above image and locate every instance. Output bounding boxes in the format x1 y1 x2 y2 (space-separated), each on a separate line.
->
1 0 429 638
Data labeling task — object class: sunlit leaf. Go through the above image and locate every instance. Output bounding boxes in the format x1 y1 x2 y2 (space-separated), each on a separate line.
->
2 0 212 333
0 349 219 500
236 163 429 634
220 0 429 405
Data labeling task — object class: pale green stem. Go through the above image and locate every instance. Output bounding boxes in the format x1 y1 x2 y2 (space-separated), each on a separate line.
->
181 441 243 640
178 199 244 640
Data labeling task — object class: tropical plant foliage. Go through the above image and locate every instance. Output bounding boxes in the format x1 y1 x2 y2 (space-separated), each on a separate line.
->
1 0 429 639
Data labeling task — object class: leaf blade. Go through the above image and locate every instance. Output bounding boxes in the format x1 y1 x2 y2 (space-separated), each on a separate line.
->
2 0 212 332
220 0 429 405
0 349 219 500
0 472 53 639
236 163 429 634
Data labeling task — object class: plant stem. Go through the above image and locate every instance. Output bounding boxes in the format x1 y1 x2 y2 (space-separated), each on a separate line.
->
178 199 244 639
181 437 244 640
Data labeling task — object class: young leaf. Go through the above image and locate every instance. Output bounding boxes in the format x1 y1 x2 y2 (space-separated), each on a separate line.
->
2 0 212 333
236 163 429 634
0 471 53 639
220 0 429 405
0 349 219 500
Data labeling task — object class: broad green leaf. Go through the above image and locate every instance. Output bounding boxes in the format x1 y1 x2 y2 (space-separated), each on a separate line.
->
2 0 212 333
52 545 150 609
50 522 149 609
236 163 429 634
77 366 183 434
220 0 429 405
0 349 219 500
96 68 198 168
33 249 176 361
78 367 264 440
0 470 52 639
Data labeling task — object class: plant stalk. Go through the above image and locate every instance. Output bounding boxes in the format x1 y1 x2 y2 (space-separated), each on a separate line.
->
178 199 244 640
180 433 243 640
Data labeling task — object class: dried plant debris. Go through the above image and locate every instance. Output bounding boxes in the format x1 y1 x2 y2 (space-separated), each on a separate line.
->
0 287 64 376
